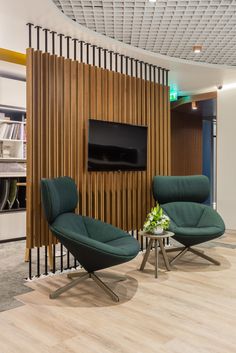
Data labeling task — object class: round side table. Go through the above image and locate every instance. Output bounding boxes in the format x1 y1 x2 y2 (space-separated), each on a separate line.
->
139 231 174 278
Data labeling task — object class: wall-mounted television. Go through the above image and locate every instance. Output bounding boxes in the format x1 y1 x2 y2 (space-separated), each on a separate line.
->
88 119 148 172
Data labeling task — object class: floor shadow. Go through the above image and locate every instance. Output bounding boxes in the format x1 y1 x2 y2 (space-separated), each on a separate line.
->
167 248 231 273
137 247 231 274
21 271 139 308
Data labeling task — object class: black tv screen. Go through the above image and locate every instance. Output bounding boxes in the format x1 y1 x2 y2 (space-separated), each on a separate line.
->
88 119 148 172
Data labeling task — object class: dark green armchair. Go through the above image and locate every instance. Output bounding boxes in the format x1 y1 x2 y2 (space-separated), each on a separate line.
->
41 176 140 302
152 175 225 265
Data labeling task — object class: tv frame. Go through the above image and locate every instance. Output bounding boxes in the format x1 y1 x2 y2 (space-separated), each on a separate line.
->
87 119 148 172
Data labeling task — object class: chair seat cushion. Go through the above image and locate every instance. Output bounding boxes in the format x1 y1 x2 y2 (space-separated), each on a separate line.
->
51 213 140 267
162 202 225 247
169 225 224 247
105 236 140 257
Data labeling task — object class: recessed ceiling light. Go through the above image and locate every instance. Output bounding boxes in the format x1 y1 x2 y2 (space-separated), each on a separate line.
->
192 101 198 110
193 45 202 54
149 0 157 3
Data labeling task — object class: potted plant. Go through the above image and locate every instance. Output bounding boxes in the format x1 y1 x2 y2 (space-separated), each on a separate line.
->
143 203 170 235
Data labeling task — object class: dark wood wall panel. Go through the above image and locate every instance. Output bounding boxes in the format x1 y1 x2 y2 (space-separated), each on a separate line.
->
171 110 202 176
26 48 171 248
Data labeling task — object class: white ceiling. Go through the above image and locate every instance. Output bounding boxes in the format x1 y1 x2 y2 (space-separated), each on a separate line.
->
52 0 236 66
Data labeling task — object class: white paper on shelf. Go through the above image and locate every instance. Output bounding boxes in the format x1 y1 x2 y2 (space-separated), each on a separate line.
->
0 162 26 177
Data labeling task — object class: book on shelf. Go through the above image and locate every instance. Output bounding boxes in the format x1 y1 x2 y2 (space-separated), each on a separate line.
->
23 143 27 159
0 122 23 140
0 123 8 139
0 162 26 174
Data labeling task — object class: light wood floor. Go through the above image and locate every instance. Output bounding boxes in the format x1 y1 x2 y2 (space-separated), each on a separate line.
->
1 233 236 353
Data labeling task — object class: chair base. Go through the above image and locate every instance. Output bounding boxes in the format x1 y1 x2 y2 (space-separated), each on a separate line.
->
166 246 220 266
49 271 122 302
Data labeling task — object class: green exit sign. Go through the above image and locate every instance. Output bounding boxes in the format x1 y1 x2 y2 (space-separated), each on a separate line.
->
169 85 178 102
170 91 178 102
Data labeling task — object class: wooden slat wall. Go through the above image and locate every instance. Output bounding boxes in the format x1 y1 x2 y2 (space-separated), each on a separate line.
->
26 48 171 248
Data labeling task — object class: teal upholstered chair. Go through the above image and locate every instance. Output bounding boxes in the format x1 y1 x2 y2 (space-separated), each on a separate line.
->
152 175 225 265
41 176 140 302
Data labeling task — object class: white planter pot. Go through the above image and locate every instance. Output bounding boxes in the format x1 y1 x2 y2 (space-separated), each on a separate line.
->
152 227 164 235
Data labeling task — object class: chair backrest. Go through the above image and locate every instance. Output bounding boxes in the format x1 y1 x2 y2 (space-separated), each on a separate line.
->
41 176 78 224
152 175 209 205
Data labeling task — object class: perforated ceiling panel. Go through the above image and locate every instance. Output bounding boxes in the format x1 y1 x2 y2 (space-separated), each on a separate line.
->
52 0 236 66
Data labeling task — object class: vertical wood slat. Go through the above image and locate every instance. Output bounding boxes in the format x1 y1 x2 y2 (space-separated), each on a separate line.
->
35 50 42 247
96 68 104 221
26 49 171 249
51 54 58 245
26 48 33 249
42 52 50 246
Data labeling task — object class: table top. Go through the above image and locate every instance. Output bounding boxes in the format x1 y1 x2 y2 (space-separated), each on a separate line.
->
139 230 174 239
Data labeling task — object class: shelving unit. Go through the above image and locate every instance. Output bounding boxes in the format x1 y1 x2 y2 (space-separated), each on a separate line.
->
0 104 26 242
0 107 26 161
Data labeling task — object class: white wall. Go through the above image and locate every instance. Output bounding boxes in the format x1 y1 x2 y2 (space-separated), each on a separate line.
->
0 76 26 108
217 88 236 230
0 212 26 241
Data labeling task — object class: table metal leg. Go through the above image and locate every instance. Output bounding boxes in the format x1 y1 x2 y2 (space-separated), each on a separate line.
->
154 240 159 278
159 239 171 271
140 238 154 271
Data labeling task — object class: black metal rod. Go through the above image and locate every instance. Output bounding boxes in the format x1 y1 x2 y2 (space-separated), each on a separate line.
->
92 45 96 66
126 56 129 75
86 43 90 64
115 53 118 72
104 49 108 69
74 256 76 269
29 248 32 280
45 246 48 275
109 51 113 71
140 61 143 79
43 28 49 53
51 31 56 55
72 38 77 60
58 34 64 56
26 23 34 48
158 67 161 84
67 250 70 269
135 59 138 77
60 243 63 272
98 47 102 67
166 70 169 86
149 64 152 82
65 36 71 59
145 63 148 80
35 25 42 50
80 41 84 62
162 68 165 85
53 244 56 273
131 58 134 77
120 55 124 74
37 247 40 277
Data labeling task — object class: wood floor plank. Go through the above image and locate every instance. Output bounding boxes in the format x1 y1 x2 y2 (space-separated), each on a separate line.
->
1 233 236 353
